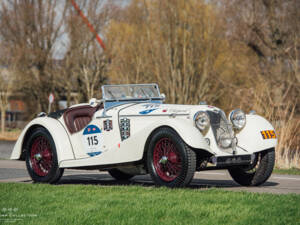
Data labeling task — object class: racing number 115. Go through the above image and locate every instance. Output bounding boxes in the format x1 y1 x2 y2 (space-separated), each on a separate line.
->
87 136 98 146
261 130 276 139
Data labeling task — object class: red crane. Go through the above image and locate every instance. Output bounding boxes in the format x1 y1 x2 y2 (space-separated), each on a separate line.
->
70 0 106 50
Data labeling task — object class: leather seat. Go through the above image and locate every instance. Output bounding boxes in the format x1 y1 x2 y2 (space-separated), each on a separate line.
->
63 104 103 134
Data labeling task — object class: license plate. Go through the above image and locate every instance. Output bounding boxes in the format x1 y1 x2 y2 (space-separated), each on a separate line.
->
261 130 276 139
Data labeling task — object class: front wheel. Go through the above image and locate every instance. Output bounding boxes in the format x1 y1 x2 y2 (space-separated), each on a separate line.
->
25 127 64 184
228 148 275 186
147 128 196 188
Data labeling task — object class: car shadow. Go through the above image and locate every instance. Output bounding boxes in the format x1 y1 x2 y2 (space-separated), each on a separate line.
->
58 173 154 187
57 173 279 189
190 178 278 189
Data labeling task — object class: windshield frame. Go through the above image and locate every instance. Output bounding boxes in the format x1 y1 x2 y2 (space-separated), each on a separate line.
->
101 83 163 102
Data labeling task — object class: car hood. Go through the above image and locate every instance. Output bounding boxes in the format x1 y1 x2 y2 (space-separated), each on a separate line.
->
118 102 222 116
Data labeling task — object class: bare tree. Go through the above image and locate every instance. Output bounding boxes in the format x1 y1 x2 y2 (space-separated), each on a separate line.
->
222 0 300 110
57 0 114 105
220 0 300 168
0 70 14 133
0 44 16 133
0 0 68 115
106 0 244 105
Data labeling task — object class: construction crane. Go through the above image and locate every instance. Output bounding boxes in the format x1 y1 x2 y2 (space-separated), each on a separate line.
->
70 0 106 50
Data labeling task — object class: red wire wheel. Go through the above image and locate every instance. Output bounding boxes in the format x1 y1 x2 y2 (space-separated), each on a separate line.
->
147 128 196 187
30 136 53 177
26 127 64 183
153 138 182 182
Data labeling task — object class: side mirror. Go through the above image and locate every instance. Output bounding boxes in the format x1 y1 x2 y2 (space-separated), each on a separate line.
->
160 93 166 101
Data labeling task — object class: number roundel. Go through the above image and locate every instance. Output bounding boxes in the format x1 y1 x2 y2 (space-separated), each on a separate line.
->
82 125 102 157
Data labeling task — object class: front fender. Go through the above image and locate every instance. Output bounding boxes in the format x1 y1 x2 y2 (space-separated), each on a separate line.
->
146 117 210 152
236 115 277 153
10 117 75 163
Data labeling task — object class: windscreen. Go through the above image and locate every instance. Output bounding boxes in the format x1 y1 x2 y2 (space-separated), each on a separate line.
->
102 84 161 101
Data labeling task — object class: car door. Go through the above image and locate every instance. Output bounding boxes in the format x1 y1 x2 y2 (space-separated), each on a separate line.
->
68 108 121 160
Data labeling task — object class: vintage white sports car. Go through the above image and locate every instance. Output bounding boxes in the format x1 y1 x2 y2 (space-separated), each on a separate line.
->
11 84 277 187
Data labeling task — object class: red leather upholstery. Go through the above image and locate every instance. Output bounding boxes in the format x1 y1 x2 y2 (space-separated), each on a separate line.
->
63 104 102 134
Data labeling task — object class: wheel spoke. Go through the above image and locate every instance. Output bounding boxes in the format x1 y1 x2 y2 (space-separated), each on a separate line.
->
30 136 53 177
153 137 182 182
167 162 181 175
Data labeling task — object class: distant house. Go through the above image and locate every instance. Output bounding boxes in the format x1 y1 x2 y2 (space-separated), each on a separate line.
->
0 62 81 128
6 98 27 128
0 66 26 128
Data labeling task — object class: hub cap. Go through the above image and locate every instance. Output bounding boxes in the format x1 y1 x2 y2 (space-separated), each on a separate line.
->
30 136 53 176
153 138 182 182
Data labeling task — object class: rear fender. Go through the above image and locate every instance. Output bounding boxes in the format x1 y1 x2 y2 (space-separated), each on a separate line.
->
10 117 75 163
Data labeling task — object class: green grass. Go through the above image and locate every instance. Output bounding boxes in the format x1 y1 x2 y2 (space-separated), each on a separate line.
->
0 184 299 225
274 168 300 175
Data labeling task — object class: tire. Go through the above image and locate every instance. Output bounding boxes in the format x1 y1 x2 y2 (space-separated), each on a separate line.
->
25 127 64 184
147 127 196 188
228 148 275 186
108 169 134 180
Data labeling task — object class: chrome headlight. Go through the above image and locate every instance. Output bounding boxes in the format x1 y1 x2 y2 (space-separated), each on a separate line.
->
229 109 246 130
194 111 210 131
219 137 232 148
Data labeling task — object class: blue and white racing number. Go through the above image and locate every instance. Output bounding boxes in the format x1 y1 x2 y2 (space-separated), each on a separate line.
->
82 125 102 157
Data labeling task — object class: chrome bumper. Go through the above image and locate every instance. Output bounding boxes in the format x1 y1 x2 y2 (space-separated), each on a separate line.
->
210 154 255 167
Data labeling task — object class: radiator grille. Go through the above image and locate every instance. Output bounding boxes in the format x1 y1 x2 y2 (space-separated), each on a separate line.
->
206 110 234 149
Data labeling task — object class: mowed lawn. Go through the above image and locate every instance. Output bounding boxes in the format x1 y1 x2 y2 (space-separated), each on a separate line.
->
0 183 299 225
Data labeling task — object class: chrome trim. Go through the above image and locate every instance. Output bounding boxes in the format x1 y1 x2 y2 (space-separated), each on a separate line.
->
119 114 189 117
206 110 235 152
101 83 163 101
193 111 210 132
37 112 47 117
229 109 246 130
96 116 112 119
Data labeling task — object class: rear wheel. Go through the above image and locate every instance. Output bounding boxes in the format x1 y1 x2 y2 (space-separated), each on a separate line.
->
147 128 196 188
108 169 134 180
25 127 64 183
228 149 275 186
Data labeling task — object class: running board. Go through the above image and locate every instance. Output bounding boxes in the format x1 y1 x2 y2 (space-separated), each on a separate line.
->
210 154 255 167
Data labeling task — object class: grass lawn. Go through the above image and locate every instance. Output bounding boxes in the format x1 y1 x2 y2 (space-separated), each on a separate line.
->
0 183 299 225
274 168 300 176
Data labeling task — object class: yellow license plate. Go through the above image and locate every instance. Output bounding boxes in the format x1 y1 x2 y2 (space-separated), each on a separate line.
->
261 130 276 139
